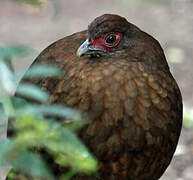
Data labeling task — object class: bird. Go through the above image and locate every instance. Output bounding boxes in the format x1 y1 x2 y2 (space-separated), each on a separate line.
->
7 14 182 180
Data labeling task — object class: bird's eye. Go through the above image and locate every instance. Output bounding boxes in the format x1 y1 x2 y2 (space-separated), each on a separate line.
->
105 34 117 44
104 33 122 47
91 32 122 51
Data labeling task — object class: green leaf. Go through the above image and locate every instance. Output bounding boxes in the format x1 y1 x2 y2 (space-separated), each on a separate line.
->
13 151 53 179
0 138 12 166
23 104 82 121
47 127 98 173
17 0 45 7
0 41 99 179
1 95 15 117
0 61 16 94
0 102 6 120
24 64 62 78
183 106 193 128
16 83 49 102
60 170 76 180
6 45 31 58
11 96 28 110
14 114 50 139
0 45 31 59
0 102 7 136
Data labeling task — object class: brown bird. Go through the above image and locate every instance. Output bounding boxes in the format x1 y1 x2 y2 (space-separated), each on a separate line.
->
8 14 182 180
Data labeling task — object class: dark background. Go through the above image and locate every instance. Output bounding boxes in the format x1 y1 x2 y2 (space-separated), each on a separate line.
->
1 0 193 179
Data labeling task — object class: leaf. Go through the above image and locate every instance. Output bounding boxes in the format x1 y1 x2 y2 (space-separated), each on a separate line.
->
0 45 32 59
23 104 82 121
6 45 31 58
0 102 7 135
17 0 46 7
11 96 29 110
12 113 97 173
0 138 12 166
0 102 6 120
0 138 52 179
13 151 53 179
60 170 76 180
14 114 50 140
24 64 62 78
16 83 49 102
46 127 98 173
0 61 16 94
183 106 193 128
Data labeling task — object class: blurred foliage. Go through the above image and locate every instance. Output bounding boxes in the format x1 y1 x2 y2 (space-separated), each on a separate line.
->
166 47 184 64
15 0 62 20
183 106 193 128
0 44 98 179
16 0 46 7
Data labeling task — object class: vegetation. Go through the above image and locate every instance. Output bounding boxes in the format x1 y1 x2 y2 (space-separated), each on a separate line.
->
16 0 46 7
0 41 97 180
0 1 97 179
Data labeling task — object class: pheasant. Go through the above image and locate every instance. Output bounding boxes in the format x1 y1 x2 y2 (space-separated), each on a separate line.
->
7 14 183 180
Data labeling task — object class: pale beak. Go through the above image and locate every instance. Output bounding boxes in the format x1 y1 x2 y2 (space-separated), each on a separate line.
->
76 39 104 57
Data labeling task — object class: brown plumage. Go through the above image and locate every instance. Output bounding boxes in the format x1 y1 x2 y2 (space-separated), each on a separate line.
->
8 14 182 180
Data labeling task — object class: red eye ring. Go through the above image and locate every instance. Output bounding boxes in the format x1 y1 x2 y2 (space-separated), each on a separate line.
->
104 32 122 47
91 32 122 52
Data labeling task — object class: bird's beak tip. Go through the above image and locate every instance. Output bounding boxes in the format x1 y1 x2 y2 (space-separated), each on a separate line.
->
76 47 83 57
76 39 90 57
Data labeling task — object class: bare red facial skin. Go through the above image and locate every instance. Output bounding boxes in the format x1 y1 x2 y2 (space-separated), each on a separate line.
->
91 32 122 52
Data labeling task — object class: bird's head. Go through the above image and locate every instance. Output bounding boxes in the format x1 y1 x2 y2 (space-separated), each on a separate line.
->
77 14 141 58
77 14 169 70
